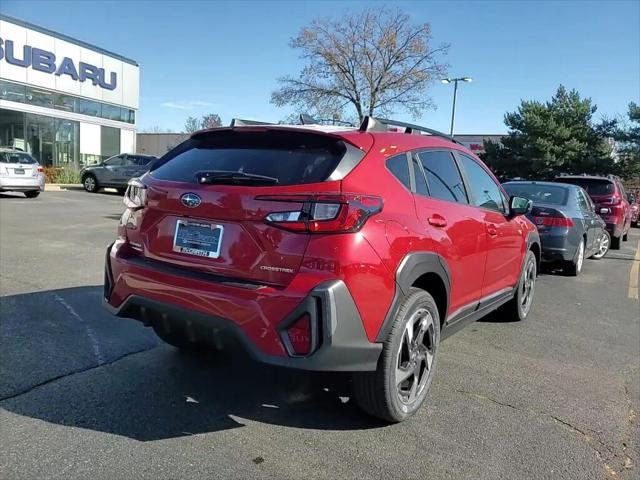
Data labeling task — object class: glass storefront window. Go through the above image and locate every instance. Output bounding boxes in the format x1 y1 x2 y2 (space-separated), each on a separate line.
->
102 103 121 121
0 79 135 124
0 108 26 150
26 87 54 109
54 119 79 167
78 99 101 117
54 94 77 112
25 114 55 166
0 80 27 103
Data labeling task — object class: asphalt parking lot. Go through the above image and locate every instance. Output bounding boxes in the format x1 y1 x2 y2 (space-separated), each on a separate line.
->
0 190 638 480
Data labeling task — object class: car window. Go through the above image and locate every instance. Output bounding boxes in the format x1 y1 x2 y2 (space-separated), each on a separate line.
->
412 157 430 196
503 183 568 205
576 189 590 211
104 155 125 167
0 152 38 164
152 130 347 185
386 154 411 190
458 154 503 212
417 150 467 203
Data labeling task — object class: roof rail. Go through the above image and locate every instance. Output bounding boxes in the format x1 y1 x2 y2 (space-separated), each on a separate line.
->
229 118 273 127
359 116 461 144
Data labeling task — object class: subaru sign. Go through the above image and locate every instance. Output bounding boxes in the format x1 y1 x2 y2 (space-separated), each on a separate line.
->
0 37 117 90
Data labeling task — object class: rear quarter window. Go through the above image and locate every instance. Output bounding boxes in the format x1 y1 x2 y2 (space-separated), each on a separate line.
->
151 130 349 185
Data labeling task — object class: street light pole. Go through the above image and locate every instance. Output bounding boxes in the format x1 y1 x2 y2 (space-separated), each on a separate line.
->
442 77 472 136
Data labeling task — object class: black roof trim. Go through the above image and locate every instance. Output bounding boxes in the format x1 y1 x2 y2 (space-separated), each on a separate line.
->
0 14 139 66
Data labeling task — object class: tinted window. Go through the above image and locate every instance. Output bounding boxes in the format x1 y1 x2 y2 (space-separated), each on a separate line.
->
459 154 503 211
503 183 569 205
386 154 410 190
78 99 101 117
152 131 347 185
558 178 614 196
412 158 430 196
26 87 53 108
0 80 26 103
129 155 154 166
418 151 467 203
0 152 38 164
103 155 125 166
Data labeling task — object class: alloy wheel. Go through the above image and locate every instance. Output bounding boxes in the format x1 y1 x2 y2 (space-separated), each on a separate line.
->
395 308 435 406
84 176 96 192
594 234 609 259
520 259 536 316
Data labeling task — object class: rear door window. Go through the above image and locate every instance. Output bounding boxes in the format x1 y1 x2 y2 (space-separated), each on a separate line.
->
416 150 468 204
458 154 504 212
152 130 348 185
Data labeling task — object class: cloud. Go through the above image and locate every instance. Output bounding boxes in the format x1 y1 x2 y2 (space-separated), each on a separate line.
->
161 100 217 110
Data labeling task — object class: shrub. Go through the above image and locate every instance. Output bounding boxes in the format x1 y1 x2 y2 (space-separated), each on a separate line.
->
43 166 81 184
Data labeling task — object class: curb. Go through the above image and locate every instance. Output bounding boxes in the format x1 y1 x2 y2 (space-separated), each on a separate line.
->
45 184 84 191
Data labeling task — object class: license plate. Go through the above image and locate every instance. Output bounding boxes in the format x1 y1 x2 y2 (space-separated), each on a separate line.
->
173 220 223 258
14 168 25 174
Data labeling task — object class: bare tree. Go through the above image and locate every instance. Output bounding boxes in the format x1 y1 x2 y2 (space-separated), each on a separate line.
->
140 126 174 133
184 116 201 133
201 114 222 129
271 8 448 123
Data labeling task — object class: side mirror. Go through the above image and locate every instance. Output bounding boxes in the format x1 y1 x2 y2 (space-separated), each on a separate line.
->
509 196 532 217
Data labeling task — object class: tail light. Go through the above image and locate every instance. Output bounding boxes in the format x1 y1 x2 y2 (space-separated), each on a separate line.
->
33 166 43 177
259 194 383 233
285 314 312 355
123 178 147 210
533 215 574 227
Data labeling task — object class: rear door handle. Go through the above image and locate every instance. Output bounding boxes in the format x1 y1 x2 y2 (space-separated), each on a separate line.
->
427 215 447 228
487 225 498 237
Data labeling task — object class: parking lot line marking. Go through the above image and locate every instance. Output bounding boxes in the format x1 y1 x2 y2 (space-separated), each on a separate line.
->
629 241 640 300
53 294 105 364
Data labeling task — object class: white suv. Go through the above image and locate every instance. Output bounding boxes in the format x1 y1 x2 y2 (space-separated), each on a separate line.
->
0 148 45 198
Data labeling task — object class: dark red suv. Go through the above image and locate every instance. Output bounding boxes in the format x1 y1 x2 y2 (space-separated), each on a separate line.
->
104 117 540 422
554 175 632 249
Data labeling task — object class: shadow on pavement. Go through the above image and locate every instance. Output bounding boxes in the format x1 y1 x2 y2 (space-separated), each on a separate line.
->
0 286 385 441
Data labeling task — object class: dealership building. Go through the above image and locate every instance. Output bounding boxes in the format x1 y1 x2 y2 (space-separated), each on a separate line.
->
0 14 139 168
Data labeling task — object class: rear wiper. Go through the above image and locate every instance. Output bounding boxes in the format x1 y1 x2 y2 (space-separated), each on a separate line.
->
196 170 279 185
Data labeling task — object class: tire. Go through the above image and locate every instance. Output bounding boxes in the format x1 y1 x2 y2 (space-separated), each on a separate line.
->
590 231 610 260
24 190 40 198
116 188 126 195
353 288 440 423
82 174 99 193
611 235 621 250
563 239 585 276
152 323 204 351
623 233 628 241
500 250 537 321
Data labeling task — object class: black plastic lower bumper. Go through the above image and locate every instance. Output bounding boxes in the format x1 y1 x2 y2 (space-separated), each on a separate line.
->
104 278 382 372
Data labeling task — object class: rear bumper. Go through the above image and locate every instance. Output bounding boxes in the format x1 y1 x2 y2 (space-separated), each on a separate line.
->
0 175 45 191
104 241 381 371
538 232 577 262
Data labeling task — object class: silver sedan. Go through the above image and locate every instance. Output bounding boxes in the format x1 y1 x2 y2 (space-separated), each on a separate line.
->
0 148 45 198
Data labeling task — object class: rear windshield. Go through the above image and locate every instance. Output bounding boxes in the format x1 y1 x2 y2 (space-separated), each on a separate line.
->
0 152 38 164
503 183 568 205
151 130 347 185
558 178 614 196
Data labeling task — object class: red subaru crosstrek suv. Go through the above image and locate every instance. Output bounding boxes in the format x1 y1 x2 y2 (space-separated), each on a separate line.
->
104 117 540 422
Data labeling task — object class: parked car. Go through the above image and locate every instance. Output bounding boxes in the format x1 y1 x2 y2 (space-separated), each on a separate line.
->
629 192 639 227
0 148 45 198
503 181 610 275
80 153 158 193
554 175 631 249
104 117 541 422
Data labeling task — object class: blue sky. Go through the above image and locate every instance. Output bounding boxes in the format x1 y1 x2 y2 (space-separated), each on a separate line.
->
3 0 639 133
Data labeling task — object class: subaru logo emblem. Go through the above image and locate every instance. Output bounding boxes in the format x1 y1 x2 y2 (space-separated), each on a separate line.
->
181 193 201 208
